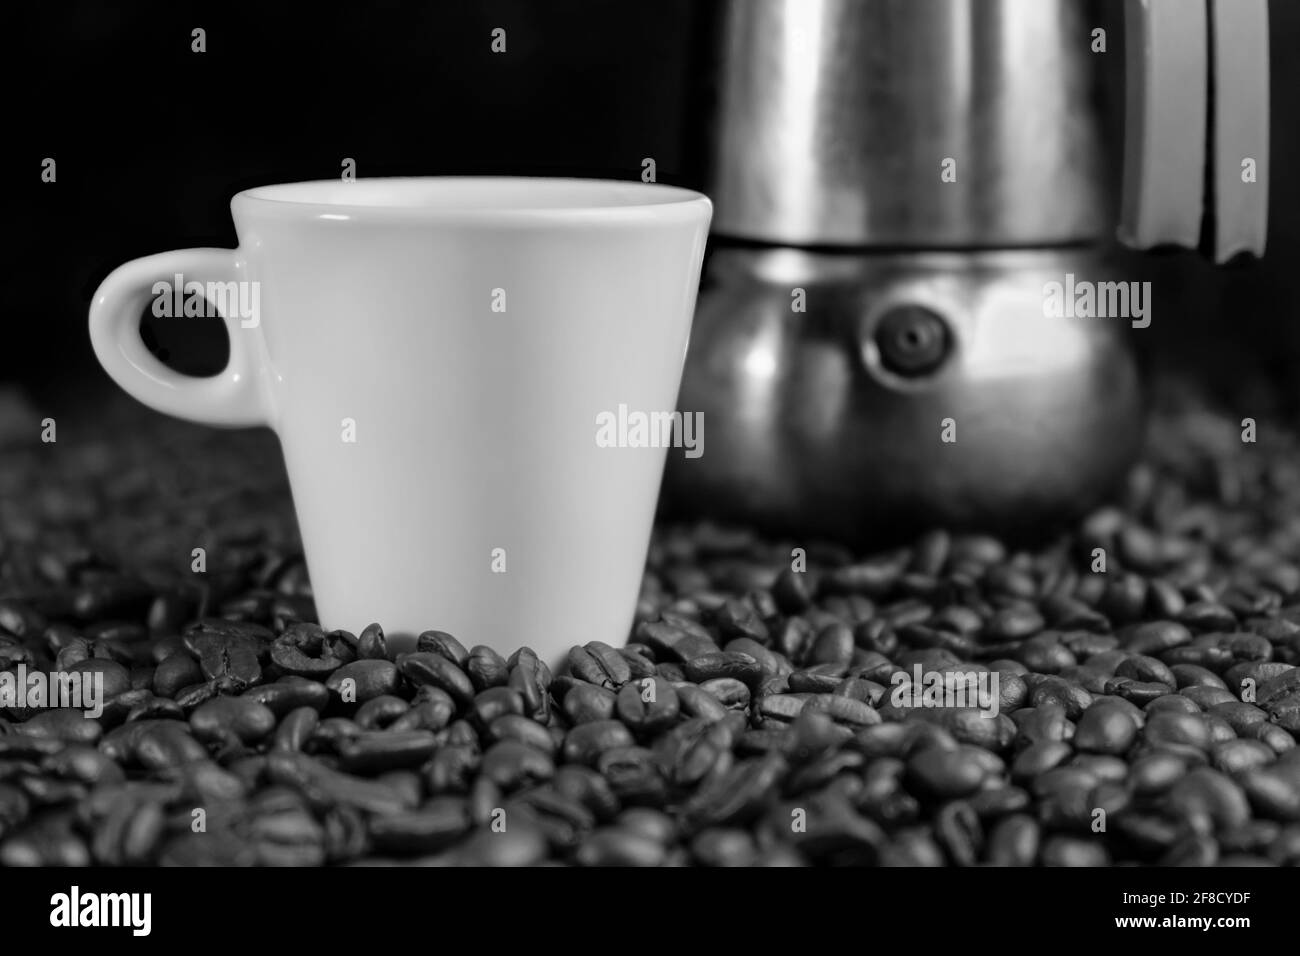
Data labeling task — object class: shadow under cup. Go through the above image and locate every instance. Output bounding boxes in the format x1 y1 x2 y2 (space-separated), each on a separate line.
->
89 177 713 667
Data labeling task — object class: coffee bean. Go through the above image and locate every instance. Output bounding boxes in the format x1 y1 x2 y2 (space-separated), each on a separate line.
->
1143 712 1211 752
465 645 509 690
416 630 469 668
65 658 131 700
424 745 479 795
455 819 548 866
470 686 525 727
563 720 634 767
683 652 764 688
575 827 666 866
1239 768 1300 821
685 752 786 829
986 813 1039 866
18 710 101 745
906 746 989 799
338 731 438 774
1012 741 1071 781
563 683 617 724
1167 768 1251 832
272 706 319 752
616 677 680 733
879 827 945 866
1074 703 1138 755
566 641 633 690
325 659 402 706
508 648 551 721
1123 620 1192 655
270 623 348 678
1041 835 1109 866
1181 685 1237 709
391 657 474 714
1144 694 1201 718
357 622 387 660
354 695 409 730
699 677 751 711
265 751 415 814
153 651 204 698
189 696 276 746
1212 739 1274 774
691 827 758 866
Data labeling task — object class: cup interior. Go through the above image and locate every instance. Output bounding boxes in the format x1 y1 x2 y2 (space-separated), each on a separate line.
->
235 176 709 218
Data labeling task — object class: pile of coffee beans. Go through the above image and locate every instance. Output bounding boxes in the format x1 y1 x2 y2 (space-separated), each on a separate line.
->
1 389 1298 865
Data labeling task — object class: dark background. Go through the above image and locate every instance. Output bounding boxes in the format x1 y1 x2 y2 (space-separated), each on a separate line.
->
6 0 1299 415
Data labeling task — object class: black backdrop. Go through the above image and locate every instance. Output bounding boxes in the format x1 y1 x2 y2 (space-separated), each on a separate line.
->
7 0 711 403
6 0 1300 414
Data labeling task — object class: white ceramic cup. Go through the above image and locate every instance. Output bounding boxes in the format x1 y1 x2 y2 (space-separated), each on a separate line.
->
89 177 712 665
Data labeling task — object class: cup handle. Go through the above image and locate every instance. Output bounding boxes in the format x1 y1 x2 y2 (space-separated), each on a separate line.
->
88 248 270 427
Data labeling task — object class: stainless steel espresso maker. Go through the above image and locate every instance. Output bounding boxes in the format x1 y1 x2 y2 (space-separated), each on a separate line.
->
667 0 1270 542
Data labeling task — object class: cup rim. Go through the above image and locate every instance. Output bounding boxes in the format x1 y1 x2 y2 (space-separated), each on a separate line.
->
232 176 713 224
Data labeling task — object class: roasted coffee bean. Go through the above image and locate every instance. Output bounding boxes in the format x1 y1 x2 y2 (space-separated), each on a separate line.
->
1239 768 1300 821
416 630 470 668
424 745 479 795
478 740 554 790
563 683 617 724
772 568 813 614
354 695 409 730
697 677 748 711
152 651 204 698
455 819 548 866
568 641 633 689
1144 694 1201 718
969 785 1030 818
933 800 982 866
308 716 363 753
1167 768 1251 832
64 658 131 701
395 653 470 706
1012 741 1071 781
508 648 551 721
487 714 555 755
471 686 525 727
238 677 327 717
685 752 786 829
1181 685 1237 709
1123 620 1192 655
1033 767 1099 829
1040 835 1108 866
616 677 680 733
188 696 277 746
690 827 758 867
657 717 735 789
1212 739 1274 775
265 751 415 814
465 645 510 690
563 720 634 767
575 827 666 867
1074 703 1138 755
986 813 1039 866
357 622 388 660
515 789 596 848
683 652 764 688
787 663 849 694
18 710 101 745
41 745 124 787
1143 712 1211 752
906 745 989 799
338 731 438 774
269 623 345 678
272 706 319 752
